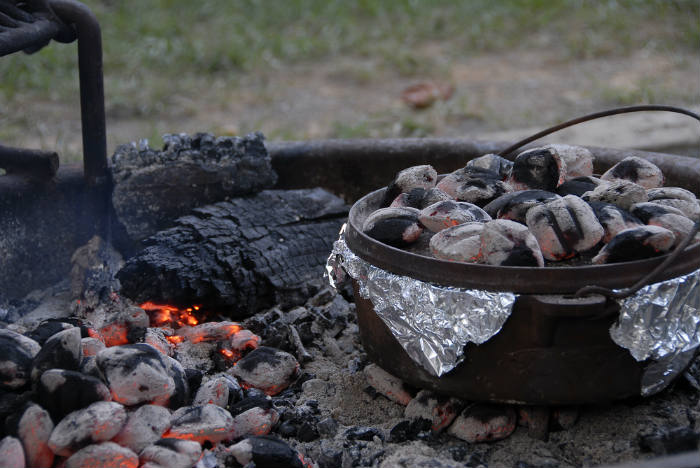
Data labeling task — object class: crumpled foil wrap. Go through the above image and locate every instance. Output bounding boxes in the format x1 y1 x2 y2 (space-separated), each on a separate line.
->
327 226 700 394
610 268 700 395
326 226 515 377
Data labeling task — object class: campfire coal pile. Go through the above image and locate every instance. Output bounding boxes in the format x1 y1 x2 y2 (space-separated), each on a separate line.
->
2 280 700 468
365 146 700 266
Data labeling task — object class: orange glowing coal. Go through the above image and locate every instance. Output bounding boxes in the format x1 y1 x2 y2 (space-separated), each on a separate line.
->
167 335 185 345
140 302 201 328
220 348 235 359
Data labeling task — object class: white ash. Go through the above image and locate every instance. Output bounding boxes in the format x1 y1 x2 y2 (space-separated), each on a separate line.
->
601 156 664 189
111 405 172 453
429 222 484 263
583 179 649 210
480 219 544 267
48 401 127 457
140 439 202 468
526 195 603 261
418 200 491 232
0 436 25 468
64 441 138 468
544 144 594 179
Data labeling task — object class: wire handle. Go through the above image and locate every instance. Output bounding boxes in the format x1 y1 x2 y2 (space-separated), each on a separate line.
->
495 105 700 300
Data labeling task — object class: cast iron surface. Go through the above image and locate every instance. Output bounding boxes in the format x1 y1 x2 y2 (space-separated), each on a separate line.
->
345 185 700 294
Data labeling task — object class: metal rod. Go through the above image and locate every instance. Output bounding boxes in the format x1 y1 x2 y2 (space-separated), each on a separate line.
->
49 0 107 185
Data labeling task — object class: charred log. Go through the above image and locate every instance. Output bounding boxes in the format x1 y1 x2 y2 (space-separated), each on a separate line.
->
116 188 348 317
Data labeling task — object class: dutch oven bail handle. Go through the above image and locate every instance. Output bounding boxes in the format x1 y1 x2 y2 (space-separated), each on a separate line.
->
497 105 700 300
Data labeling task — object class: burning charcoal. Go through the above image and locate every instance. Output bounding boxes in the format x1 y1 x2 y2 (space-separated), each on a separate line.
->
436 166 510 206
231 406 280 438
363 363 414 406
429 222 484 263
526 195 604 261
601 156 664 189
81 337 105 357
64 442 138 468
507 147 566 192
48 401 127 456
480 220 544 267
0 436 24 468
589 202 644 243
98 322 130 347
484 190 561 224
8 403 54 468
592 226 675 264
144 328 174 356
139 438 202 468
631 202 698 246
543 144 594 179
447 403 517 443
362 207 423 247
230 346 299 396
0 330 40 390
31 327 82 381
467 153 513 179
176 321 242 344
405 390 463 433
583 180 648 211
557 176 605 197
229 436 309 468
166 404 235 444
96 343 189 408
230 329 261 353
112 405 172 454
382 165 438 206
647 187 700 220
229 396 272 419
194 376 234 407
37 369 111 421
418 201 491 232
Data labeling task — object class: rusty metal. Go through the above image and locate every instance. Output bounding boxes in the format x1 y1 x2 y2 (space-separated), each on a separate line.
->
0 0 106 185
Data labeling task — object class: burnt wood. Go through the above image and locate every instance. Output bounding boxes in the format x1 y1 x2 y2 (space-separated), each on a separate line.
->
116 188 348 317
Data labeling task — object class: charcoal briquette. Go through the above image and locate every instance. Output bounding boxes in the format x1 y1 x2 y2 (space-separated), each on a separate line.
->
48 401 128 457
418 200 491 232
362 207 423 247
112 404 172 454
429 222 484 263
228 435 306 468
231 406 279 439
601 156 664 189
466 153 513 179
544 144 594 179
64 441 138 468
24 319 75 346
480 219 544 267
168 404 235 444
589 202 644 243
436 166 510 206
583 180 648 211
483 190 560 224
37 369 111 421
592 226 675 264
0 329 41 390
363 363 414 406
8 403 53 468
0 436 24 468
507 147 566 192
556 176 603 198
31 326 82 382
631 202 698 246
230 346 299 396
405 390 464 433
447 403 517 443
139 438 202 468
382 165 438 206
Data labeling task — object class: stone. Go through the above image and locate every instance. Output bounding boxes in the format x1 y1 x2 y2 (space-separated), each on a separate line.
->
139 438 202 468
362 207 423 248
230 346 299 396
601 156 664 189
64 442 138 468
228 436 307 468
592 226 676 264
429 222 484 263
0 436 25 468
484 190 560 223
404 390 463 432
526 195 604 261
0 329 41 390
466 153 513 179
231 406 280 439
382 165 438 206
480 219 544 267
166 404 235 444
37 369 111 421
96 344 189 408
418 201 491 232
31 327 82 382
447 403 517 443
507 147 566 192
9 403 54 468
590 202 644 243
48 401 127 457
112 405 172 454
363 363 414 406
583 180 648 211
437 166 510 206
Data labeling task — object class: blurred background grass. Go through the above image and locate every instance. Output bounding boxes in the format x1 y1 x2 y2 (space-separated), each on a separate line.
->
0 0 698 162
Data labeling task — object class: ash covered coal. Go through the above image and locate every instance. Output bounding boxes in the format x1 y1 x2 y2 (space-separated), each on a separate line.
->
117 188 348 317
0 284 699 467
110 132 278 241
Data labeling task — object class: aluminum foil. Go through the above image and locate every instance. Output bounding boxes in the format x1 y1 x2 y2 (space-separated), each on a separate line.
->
326 226 516 376
610 268 700 395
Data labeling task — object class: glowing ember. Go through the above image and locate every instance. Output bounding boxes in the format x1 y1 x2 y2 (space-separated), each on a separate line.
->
140 302 202 328
220 348 235 359
167 336 185 345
